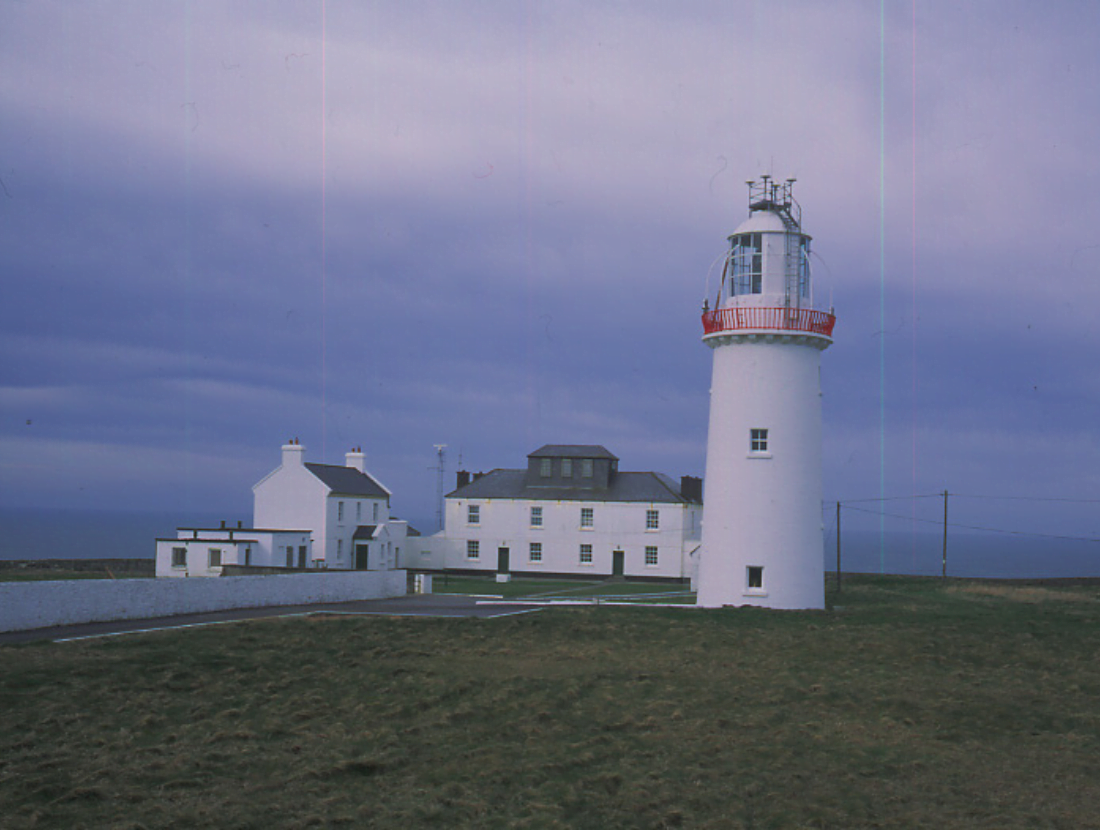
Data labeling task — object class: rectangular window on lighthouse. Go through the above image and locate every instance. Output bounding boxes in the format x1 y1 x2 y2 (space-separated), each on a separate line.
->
750 428 769 453
747 566 764 590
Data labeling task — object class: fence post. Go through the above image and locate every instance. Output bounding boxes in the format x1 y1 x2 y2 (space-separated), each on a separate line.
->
942 489 949 582
836 501 842 594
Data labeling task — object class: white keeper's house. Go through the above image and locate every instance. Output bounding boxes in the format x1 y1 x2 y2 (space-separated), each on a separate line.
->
409 444 702 580
252 440 410 571
155 440 411 577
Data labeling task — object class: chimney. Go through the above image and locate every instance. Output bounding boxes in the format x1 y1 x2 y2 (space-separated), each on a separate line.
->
282 438 305 468
681 475 703 503
345 446 366 473
456 470 471 488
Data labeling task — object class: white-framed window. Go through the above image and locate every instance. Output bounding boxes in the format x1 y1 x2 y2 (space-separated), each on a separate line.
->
747 566 764 590
208 548 222 567
646 509 659 530
728 232 763 296
357 502 362 521
171 547 187 568
468 504 480 525
529 542 542 562
645 546 659 566
530 506 543 527
580 507 594 528
561 458 573 477
579 544 593 564
581 459 594 478
540 458 552 477
467 540 480 560
338 501 345 522
750 428 769 453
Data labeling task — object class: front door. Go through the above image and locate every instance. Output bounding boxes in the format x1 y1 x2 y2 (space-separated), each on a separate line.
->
355 544 370 570
612 550 625 577
497 547 510 574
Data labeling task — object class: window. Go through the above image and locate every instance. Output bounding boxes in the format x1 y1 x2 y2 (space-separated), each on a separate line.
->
336 540 343 562
747 566 764 589
468 504 480 525
580 507 594 528
529 542 542 562
799 237 811 298
540 458 552 477
530 506 543 527
581 459 593 478
208 548 222 567
244 546 252 566
467 540 480 560
287 546 295 567
357 501 362 521
750 428 769 453
645 546 659 566
171 547 187 567
646 509 659 530
728 232 762 296
561 458 573 477
579 544 593 564
338 501 345 522
373 502 379 522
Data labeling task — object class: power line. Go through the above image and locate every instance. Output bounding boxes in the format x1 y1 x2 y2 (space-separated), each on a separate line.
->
838 493 942 504
840 503 1100 544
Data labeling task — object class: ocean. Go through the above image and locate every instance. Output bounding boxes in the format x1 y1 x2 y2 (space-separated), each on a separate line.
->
1 507 1097 579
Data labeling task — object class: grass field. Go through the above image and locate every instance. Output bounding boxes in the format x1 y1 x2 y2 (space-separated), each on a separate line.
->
2 575 1099 828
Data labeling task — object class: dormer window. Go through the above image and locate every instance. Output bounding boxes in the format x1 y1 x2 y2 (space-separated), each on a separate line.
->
581 459 594 478
561 458 573 477
540 458 552 477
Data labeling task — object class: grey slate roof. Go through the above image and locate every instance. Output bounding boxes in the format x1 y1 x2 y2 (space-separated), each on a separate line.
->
305 463 389 498
448 469 690 503
353 525 379 540
528 444 618 460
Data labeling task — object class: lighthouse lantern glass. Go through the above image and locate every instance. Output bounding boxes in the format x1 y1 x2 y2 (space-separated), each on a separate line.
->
729 233 762 296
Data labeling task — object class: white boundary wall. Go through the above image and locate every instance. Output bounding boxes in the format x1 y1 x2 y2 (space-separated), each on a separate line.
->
0 570 407 634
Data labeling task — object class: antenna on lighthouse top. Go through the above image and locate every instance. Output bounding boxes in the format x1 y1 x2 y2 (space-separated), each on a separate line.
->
431 444 447 532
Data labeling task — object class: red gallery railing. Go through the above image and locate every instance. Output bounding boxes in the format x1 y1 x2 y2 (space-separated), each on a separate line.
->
702 306 836 337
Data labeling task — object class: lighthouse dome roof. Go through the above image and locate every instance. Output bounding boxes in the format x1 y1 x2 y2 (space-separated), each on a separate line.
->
731 210 788 236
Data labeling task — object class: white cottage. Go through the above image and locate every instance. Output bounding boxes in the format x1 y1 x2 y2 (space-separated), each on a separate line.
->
252 441 408 570
411 445 702 580
155 524 312 578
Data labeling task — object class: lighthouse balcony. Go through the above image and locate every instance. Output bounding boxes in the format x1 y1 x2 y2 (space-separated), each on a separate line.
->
702 306 836 339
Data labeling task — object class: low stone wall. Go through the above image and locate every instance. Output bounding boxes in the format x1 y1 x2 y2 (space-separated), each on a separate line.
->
0 569 407 634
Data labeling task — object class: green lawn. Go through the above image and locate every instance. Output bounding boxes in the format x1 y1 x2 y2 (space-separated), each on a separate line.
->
2 575 1099 828
433 574 693 602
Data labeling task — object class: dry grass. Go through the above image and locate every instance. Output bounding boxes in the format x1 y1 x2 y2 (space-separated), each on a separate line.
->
2 575 1100 828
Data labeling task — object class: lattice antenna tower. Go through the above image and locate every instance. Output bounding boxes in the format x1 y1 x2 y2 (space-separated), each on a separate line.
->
432 444 447 532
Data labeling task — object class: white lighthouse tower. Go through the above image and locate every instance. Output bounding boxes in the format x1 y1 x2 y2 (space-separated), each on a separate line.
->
696 176 835 609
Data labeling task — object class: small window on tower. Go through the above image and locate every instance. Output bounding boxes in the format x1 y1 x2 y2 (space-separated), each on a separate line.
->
750 428 769 453
747 566 764 589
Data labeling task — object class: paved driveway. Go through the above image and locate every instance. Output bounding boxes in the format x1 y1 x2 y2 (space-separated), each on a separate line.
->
0 594 540 646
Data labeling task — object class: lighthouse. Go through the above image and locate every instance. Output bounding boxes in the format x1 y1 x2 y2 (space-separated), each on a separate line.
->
696 177 835 609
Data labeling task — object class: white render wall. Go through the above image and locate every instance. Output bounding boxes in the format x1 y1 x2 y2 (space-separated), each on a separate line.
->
442 497 700 578
0 570 407 634
697 338 826 609
155 529 313 577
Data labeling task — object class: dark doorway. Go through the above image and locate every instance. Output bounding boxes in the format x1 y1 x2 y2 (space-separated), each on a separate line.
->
298 546 307 569
355 544 370 570
497 547 510 574
612 550 625 577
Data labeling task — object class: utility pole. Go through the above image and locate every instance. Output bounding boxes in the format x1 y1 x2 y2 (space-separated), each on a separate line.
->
942 489 949 582
836 501 842 594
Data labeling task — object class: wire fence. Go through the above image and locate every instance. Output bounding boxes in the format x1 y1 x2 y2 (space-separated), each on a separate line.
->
828 491 1100 589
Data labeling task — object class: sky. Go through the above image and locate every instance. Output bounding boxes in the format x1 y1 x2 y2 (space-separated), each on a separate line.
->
2 1 1099 541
